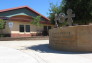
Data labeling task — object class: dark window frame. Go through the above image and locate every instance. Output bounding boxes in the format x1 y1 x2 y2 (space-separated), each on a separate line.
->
19 25 24 32
25 25 30 32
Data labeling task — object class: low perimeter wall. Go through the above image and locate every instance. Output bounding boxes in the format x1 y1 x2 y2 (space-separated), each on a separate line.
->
49 25 92 52
0 36 49 41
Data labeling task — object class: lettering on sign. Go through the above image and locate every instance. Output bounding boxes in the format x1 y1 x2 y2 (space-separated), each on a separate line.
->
51 31 74 43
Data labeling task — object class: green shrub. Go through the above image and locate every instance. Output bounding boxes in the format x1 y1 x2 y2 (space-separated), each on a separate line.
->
0 34 5 37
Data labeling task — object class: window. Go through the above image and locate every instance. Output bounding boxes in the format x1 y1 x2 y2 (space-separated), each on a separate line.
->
44 26 47 31
48 26 51 30
19 25 24 32
19 25 30 32
44 26 51 31
26 25 30 32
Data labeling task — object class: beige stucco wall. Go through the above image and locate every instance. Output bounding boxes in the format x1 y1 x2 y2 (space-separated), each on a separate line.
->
10 21 43 34
2 21 53 35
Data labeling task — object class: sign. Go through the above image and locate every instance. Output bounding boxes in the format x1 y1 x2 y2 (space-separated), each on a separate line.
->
8 22 13 29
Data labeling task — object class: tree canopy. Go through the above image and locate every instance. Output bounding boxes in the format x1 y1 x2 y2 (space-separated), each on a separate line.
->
49 3 63 24
31 16 43 27
0 19 6 29
48 0 92 25
62 0 92 24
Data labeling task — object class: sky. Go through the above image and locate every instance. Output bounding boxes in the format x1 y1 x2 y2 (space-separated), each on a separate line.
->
0 0 62 17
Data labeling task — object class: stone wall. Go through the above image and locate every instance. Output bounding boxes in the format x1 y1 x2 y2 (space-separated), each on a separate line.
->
49 25 92 52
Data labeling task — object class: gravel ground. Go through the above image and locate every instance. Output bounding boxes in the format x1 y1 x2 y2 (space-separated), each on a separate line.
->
0 40 92 63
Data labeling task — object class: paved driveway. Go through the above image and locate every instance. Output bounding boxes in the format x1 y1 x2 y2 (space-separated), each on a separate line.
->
0 46 38 63
0 40 92 63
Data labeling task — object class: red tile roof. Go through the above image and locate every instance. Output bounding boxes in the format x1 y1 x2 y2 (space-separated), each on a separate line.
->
0 6 50 21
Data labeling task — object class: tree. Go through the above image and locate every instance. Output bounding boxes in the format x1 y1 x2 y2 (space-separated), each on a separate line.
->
0 19 6 37
62 0 92 25
48 0 92 25
48 3 63 24
0 19 6 29
31 16 43 27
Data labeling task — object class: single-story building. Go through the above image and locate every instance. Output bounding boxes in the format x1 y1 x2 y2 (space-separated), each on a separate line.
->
0 6 53 37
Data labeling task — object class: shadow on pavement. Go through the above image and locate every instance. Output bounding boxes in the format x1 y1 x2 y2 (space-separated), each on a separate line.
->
25 44 92 54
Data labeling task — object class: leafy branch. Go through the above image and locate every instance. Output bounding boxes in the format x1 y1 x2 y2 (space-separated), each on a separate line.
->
31 16 43 27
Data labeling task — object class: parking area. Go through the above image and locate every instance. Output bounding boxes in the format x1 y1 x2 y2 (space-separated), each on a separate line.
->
0 40 92 63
